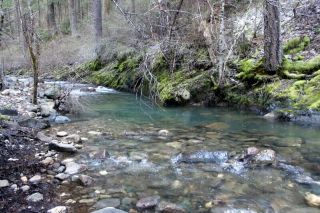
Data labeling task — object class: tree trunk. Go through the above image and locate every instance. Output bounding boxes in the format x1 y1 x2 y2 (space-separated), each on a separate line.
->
0 58 4 91
217 0 227 85
103 0 111 18
264 0 282 73
68 0 77 36
93 0 102 41
47 0 58 35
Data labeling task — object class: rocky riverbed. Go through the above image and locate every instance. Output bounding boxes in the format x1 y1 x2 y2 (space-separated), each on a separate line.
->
1 76 320 213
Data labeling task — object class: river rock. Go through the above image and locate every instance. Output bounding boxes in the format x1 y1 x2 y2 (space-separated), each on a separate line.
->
47 206 68 213
44 87 60 99
246 147 259 156
64 162 87 175
305 193 320 207
88 131 102 136
29 175 41 184
136 196 160 210
253 149 276 164
41 157 54 166
40 102 56 117
91 207 127 213
49 142 77 153
57 131 68 137
158 129 170 136
172 151 229 164
55 116 71 124
157 201 185 213
26 192 43 202
0 180 9 188
21 185 30 192
94 198 121 209
89 150 109 159
79 175 94 186
65 134 81 143
55 173 70 181
18 118 50 129
37 132 52 143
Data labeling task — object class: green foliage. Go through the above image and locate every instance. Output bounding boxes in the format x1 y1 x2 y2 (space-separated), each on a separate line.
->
60 19 71 35
282 55 320 75
0 114 10 121
236 59 264 84
37 29 53 42
283 36 311 55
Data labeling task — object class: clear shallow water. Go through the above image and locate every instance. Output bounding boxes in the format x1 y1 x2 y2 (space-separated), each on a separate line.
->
54 92 320 213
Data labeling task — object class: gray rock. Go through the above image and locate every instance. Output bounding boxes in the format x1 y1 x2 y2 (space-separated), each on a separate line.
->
94 198 121 209
21 185 30 192
65 134 81 143
57 131 68 137
172 151 229 164
64 162 87 175
55 116 71 124
29 175 41 184
49 142 77 153
90 207 127 213
157 201 185 213
0 180 9 188
55 173 70 181
47 206 68 213
18 118 50 129
40 102 56 117
41 157 54 166
26 192 43 202
44 87 60 99
37 132 52 143
79 175 94 186
253 149 276 164
136 196 160 210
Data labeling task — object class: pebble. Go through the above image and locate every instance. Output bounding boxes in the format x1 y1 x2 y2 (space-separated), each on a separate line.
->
47 206 68 213
0 180 9 188
305 192 320 207
41 157 54 166
29 175 42 184
57 131 68 137
55 173 70 181
26 192 43 202
79 175 94 186
21 185 30 192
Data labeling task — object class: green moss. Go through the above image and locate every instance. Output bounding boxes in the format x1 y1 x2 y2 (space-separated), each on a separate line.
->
236 58 264 84
0 114 10 121
282 55 320 74
283 36 311 55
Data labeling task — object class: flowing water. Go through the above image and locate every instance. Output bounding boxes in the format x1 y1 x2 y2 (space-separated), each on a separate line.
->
52 91 320 213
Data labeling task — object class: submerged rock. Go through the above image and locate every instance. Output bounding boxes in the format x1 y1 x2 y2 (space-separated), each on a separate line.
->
172 151 229 164
136 196 161 210
157 201 185 213
55 116 71 124
253 149 276 165
79 175 94 186
90 207 127 213
94 198 121 209
64 162 87 175
49 142 77 153
18 118 50 129
305 192 320 207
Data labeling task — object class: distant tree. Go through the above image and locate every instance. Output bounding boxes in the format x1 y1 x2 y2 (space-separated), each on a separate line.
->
93 0 102 41
15 0 40 104
68 0 78 36
264 0 282 73
47 0 58 35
